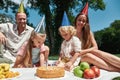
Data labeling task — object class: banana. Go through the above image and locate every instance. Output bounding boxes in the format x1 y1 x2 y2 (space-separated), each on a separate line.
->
0 63 10 71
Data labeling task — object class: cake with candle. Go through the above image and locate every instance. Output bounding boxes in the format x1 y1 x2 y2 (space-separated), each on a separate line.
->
36 66 65 78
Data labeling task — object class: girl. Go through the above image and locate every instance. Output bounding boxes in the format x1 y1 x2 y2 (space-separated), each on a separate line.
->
13 31 49 68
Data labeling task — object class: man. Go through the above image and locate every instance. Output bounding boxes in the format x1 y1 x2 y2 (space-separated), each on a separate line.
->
0 1 34 63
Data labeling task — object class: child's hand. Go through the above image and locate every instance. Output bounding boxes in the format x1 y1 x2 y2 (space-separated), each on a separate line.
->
55 60 60 66
13 63 26 68
64 61 72 71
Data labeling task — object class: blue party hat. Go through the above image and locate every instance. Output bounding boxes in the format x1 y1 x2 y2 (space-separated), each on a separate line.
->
61 11 70 26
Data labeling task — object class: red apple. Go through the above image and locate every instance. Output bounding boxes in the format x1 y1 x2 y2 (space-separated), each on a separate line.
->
91 66 100 77
83 68 95 79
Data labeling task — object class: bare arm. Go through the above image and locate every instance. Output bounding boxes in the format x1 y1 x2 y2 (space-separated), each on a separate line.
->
69 52 79 64
80 31 98 56
13 55 25 68
64 52 79 71
13 41 28 68
55 53 62 65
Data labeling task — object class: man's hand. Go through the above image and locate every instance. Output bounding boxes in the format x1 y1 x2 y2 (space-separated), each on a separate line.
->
0 32 7 44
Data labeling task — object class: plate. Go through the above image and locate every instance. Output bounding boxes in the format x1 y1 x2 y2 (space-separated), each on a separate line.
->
70 69 105 80
71 72 101 80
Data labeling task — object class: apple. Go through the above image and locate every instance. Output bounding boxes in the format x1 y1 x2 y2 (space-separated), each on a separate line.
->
83 68 95 79
73 69 83 78
73 66 80 72
91 66 100 77
79 62 90 71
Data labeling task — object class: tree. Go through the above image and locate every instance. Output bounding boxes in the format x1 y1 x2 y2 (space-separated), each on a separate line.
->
0 14 14 23
0 0 105 55
52 0 105 54
94 20 120 54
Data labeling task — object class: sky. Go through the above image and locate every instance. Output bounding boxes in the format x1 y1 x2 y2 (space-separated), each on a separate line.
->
0 0 120 32
89 0 120 31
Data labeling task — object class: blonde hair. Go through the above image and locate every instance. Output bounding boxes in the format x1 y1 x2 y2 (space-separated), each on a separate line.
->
23 31 46 67
59 26 76 36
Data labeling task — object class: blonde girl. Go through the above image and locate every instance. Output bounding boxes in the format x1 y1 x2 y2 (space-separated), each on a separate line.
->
13 31 49 68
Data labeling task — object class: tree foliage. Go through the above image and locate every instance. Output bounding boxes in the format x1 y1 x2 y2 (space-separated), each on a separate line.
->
94 20 120 54
0 0 105 55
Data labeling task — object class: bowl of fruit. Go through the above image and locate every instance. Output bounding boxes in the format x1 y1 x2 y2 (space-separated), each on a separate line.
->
73 62 101 80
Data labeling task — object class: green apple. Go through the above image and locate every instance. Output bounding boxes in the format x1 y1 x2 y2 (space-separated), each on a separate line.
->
73 66 80 72
79 62 90 71
73 69 83 78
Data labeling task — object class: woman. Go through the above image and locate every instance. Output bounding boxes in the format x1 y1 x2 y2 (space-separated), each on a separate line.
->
74 2 120 72
13 31 49 68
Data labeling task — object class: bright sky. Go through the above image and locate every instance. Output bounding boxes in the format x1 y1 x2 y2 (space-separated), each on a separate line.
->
89 0 120 31
0 0 120 32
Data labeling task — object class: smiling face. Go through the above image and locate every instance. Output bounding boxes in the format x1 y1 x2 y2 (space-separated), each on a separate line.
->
59 26 72 41
16 12 27 28
61 32 71 41
76 14 87 32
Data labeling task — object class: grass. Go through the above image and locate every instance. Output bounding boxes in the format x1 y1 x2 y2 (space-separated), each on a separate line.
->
114 54 120 57
48 55 59 60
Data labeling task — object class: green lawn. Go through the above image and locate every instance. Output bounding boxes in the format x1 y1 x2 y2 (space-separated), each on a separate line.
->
49 55 59 60
114 54 120 57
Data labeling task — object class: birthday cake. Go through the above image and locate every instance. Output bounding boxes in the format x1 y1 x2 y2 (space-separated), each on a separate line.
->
36 66 65 78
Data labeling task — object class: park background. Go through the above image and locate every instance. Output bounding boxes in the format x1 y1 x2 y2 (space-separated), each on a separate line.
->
0 0 120 58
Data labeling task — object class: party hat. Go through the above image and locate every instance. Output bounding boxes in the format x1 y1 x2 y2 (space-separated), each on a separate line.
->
61 11 70 26
35 16 46 34
39 24 46 34
81 2 88 15
18 0 25 13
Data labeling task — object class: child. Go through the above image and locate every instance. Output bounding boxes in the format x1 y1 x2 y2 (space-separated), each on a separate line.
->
56 26 81 71
13 31 49 68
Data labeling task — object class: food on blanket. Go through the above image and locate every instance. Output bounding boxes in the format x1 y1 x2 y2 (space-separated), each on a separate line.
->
91 66 100 77
79 62 90 71
36 66 65 78
73 62 100 79
0 63 10 71
73 66 80 72
83 68 95 79
0 63 20 79
73 67 83 78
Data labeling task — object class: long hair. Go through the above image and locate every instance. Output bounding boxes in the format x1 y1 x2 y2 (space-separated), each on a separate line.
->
23 31 35 67
74 13 92 49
